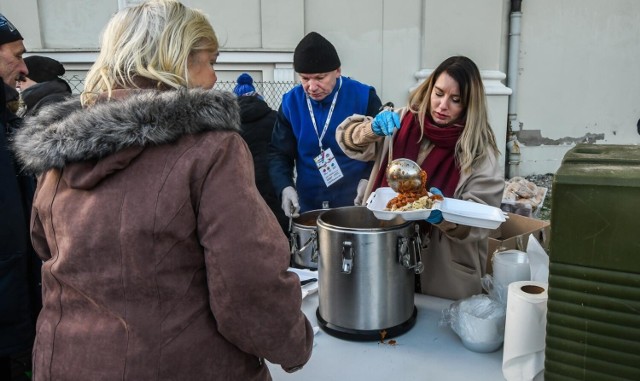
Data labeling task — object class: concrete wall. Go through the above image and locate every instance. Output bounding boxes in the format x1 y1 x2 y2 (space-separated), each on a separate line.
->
2 0 639 176
513 0 640 175
1 0 505 105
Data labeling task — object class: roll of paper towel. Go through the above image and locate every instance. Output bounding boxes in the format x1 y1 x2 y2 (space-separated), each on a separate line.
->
502 281 548 381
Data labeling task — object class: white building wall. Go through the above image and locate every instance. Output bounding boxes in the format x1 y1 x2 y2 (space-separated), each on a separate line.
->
513 0 640 175
1 0 639 176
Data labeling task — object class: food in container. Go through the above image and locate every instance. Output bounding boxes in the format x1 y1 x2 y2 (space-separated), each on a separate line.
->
366 187 439 221
366 187 507 229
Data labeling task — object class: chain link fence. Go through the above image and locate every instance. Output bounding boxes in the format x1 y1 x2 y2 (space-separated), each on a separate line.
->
64 74 86 94
63 75 296 110
214 81 296 110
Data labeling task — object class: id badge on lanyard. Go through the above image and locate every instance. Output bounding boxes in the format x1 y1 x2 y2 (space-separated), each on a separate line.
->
307 77 344 188
314 147 343 187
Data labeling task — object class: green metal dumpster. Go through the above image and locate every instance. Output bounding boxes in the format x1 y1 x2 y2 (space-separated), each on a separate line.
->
545 144 640 380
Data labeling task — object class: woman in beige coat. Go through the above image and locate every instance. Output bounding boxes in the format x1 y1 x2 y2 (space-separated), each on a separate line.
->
337 56 503 300
12 1 312 380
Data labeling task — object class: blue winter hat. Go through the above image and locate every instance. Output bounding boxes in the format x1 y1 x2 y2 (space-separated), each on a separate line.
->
233 73 257 97
0 13 22 46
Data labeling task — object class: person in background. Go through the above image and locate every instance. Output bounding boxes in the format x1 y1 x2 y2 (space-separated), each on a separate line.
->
0 13 41 381
233 72 289 236
336 55 504 300
17 55 72 117
0 13 25 118
3 84 20 116
11 1 312 380
268 31 382 218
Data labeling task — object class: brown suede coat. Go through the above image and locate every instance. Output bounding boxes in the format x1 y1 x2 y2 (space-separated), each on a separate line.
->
12 88 313 380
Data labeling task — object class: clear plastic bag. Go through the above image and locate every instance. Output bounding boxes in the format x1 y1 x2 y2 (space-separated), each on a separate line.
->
441 294 506 353
481 273 509 305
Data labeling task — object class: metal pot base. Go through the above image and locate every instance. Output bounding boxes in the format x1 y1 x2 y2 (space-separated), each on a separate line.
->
316 306 418 342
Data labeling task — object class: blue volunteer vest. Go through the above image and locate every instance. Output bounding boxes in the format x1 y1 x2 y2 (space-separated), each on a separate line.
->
281 77 372 212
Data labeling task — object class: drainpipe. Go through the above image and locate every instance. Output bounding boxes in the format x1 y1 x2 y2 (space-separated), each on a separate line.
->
506 132 521 178
506 0 523 178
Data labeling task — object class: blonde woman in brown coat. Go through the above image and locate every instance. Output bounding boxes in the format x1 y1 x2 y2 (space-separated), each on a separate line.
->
12 1 313 379
337 56 504 300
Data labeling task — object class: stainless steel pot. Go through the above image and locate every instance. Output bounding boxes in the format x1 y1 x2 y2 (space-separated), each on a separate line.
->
289 209 326 269
316 206 423 341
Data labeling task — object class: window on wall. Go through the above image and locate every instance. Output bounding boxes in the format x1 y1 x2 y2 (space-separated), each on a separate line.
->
118 0 143 9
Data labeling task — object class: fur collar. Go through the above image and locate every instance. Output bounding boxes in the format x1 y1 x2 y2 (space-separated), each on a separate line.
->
12 88 240 174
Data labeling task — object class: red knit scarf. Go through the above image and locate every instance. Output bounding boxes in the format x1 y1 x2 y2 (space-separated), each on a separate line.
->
373 113 463 197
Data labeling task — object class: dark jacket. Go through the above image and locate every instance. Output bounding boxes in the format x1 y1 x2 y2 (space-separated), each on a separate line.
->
0 81 41 357
237 95 289 235
20 78 73 117
12 88 313 380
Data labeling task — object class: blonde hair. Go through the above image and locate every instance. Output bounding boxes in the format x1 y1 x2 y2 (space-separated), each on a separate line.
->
81 0 218 105
407 56 499 174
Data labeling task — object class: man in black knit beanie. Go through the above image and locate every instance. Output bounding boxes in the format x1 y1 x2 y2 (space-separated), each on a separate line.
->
269 32 383 222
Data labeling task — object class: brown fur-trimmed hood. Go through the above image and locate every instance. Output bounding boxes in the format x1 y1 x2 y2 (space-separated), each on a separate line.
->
12 88 240 175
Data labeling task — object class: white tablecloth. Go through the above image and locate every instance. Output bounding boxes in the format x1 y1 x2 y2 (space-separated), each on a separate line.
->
268 293 506 381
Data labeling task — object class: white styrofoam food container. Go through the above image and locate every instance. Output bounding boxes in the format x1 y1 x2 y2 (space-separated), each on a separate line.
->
365 187 438 221
366 187 506 229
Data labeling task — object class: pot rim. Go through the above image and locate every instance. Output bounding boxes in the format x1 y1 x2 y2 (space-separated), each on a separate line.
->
317 206 413 232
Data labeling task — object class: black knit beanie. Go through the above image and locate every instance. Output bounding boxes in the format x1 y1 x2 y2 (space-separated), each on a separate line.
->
0 13 22 46
293 32 341 74
24 56 66 83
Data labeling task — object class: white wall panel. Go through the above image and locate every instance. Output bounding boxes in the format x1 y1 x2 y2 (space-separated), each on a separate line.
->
3 0 638 175
38 0 116 48
261 0 304 49
183 0 262 48
517 0 640 144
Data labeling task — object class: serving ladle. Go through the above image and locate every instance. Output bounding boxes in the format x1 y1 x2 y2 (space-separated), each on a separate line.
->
377 102 424 194
386 157 424 194
384 126 423 193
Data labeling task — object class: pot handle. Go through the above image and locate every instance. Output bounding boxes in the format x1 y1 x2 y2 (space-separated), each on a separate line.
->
294 231 316 255
289 231 298 256
341 240 354 274
290 230 318 264
398 225 424 274
410 227 425 274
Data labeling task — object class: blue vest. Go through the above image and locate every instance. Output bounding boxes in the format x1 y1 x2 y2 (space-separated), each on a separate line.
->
281 77 372 212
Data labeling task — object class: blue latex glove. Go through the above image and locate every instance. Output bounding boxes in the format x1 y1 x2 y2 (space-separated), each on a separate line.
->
371 110 400 136
426 187 444 224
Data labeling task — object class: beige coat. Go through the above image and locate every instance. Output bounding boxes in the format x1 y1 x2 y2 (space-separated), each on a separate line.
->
13 89 313 380
337 111 504 300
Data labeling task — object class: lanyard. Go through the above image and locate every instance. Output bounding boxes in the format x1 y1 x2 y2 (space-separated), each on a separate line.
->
306 76 343 155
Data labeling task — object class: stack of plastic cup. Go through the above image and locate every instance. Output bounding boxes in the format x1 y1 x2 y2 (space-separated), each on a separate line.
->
491 250 531 304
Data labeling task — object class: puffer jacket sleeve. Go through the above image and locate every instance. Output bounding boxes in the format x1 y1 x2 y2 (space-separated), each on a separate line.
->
197 132 313 371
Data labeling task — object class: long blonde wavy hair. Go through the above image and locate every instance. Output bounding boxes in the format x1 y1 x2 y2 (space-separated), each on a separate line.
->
407 56 500 174
81 0 218 105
